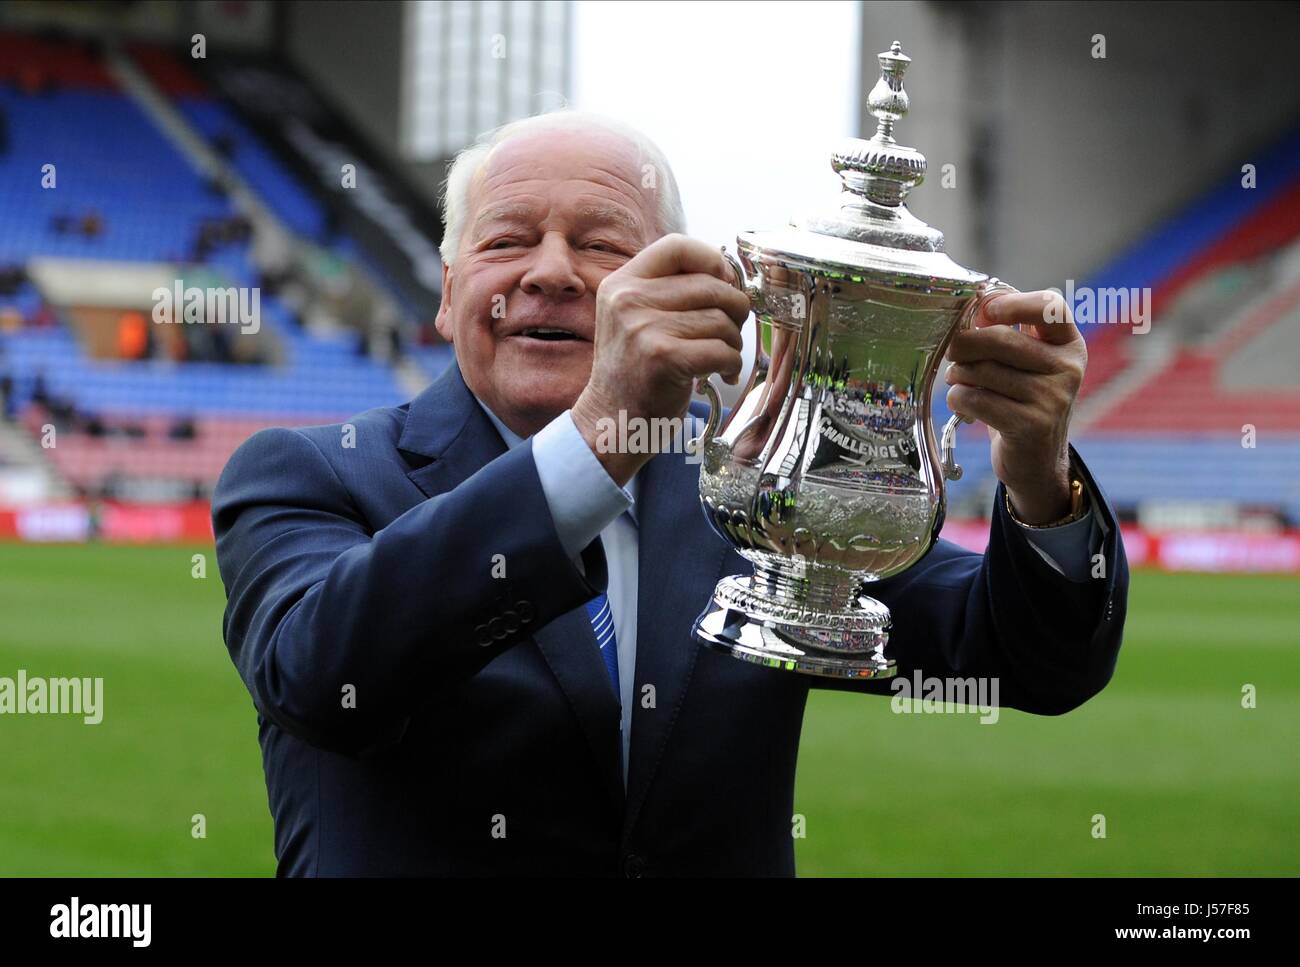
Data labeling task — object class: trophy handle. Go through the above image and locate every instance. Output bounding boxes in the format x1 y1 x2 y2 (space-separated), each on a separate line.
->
687 245 754 454
939 277 1019 481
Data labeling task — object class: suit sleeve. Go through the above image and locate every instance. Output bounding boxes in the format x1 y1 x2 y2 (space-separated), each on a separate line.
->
1016 502 1100 580
813 444 1129 715
212 426 608 758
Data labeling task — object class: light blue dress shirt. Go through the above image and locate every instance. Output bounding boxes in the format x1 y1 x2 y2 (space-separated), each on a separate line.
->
476 403 639 786
474 399 1101 787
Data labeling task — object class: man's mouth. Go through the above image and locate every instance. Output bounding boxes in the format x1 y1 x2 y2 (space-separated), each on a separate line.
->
516 327 584 342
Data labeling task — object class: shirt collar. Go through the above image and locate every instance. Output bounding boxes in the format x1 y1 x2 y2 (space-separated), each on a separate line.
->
473 395 640 524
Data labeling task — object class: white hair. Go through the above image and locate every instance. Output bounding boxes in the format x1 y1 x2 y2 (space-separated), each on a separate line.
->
438 109 686 264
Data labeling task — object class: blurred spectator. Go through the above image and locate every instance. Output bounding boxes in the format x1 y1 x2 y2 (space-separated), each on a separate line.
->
86 497 102 543
192 214 254 260
203 174 230 198
49 396 77 425
117 311 150 360
50 211 106 239
212 323 234 363
168 416 197 441
193 226 214 260
31 371 49 408
99 470 123 501
167 326 190 363
0 264 24 295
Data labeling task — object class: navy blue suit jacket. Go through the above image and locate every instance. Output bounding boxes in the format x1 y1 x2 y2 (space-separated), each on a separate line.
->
212 360 1129 876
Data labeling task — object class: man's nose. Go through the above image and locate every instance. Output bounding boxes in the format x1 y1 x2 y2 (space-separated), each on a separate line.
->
520 233 586 298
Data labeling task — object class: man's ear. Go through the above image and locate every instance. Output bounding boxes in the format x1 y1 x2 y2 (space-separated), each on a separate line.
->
434 261 454 342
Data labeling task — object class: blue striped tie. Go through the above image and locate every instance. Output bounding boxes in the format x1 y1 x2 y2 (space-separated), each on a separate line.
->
585 593 620 701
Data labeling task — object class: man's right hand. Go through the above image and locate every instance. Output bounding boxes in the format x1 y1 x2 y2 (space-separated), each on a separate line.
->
570 233 750 485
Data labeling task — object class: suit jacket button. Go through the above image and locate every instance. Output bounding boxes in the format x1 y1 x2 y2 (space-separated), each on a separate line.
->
474 624 492 647
623 854 647 878
515 600 535 623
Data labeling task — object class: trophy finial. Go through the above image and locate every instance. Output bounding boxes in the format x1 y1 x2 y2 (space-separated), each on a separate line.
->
831 40 927 209
867 40 911 139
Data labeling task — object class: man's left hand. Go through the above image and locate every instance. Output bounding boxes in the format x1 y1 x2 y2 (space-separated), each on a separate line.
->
943 290 1087 525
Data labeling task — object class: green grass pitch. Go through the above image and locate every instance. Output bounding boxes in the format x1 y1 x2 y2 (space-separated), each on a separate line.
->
1 541 1295 876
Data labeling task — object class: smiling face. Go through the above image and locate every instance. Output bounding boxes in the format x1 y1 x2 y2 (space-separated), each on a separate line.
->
435 127 659 437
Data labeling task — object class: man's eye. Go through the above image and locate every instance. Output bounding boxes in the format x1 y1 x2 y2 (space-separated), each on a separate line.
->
586 242 619 253
488 238 522 250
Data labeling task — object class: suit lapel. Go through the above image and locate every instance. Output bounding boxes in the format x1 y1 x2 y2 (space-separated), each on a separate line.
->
398 360 505 500
398 362 625 812
624 446 731 835
532 612 625 811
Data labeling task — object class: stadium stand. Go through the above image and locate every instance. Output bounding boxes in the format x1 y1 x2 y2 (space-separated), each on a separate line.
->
0 31 446 507
943 122 1300 527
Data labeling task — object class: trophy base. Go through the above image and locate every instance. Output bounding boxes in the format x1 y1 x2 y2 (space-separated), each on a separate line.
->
692 574 895 680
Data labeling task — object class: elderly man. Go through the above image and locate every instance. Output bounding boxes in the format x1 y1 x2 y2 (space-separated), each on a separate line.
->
213 110 1128 877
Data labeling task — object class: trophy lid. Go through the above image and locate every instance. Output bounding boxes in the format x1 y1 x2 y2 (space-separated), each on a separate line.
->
739 41 984 287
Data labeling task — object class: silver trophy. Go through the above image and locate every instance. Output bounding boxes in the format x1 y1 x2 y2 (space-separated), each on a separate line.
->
692 41 1017 679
